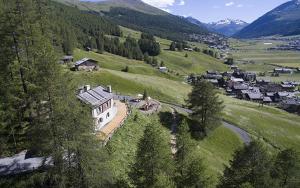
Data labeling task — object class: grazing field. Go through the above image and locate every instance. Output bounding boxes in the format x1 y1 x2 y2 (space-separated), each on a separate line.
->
222 96 300 152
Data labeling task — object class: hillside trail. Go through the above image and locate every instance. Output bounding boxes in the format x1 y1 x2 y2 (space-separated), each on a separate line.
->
170 108 178 155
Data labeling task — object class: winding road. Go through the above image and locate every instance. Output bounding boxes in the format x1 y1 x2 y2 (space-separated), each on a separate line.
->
163 102 251 145
115 95 252 144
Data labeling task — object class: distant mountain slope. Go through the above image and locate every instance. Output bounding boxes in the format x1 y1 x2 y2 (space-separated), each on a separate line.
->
235 0 300 38
54 0 167 15
206 19 248 37
54 0 209 40
186 16 206 28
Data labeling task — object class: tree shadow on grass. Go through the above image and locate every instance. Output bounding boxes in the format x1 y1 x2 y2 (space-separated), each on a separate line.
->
158 111 174 131
177 114 206 141
159 112 205 140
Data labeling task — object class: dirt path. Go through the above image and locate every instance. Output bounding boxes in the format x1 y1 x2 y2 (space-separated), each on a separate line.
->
170 108 178 155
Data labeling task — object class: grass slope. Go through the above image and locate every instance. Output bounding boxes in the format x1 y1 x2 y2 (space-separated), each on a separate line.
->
196 126 243 186
73 49 179 80
222 96 300 152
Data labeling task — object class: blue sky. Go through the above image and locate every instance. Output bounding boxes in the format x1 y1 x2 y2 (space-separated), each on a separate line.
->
142 0 290 23
82 0 291 23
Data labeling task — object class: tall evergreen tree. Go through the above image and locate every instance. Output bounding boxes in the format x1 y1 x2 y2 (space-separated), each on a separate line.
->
130 123 175 187
138 32 160 56
176 119 209 187
187 80 223 136
218 141 273 188
271 149 300 188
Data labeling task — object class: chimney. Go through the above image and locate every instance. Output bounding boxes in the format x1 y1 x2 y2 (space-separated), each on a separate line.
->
84 85 91 92
107 85 112 93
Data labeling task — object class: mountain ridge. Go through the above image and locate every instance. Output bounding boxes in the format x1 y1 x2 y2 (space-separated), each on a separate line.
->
235 0 300 38
186 17 248 37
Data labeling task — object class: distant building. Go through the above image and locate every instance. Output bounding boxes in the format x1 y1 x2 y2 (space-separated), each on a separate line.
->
274 68 293 74
77 85 117 131
281 98 300 114
159 67 168 73
74 58 99 71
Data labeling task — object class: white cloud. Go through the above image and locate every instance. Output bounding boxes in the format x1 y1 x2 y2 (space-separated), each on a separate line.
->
142 0 176 8
178 0 185 6
236 4 244 8
225 2 235 7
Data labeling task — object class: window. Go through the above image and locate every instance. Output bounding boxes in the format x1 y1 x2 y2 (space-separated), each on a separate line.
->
106 112 110 118
98 118 103 124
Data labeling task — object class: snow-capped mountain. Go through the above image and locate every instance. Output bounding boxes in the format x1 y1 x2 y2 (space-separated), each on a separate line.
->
206 19 249 36
209 19 247 26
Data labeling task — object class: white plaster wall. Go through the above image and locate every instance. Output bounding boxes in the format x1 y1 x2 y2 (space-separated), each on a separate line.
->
92 100 117 131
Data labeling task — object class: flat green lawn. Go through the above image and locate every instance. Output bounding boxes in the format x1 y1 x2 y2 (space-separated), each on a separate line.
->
222 95 300 152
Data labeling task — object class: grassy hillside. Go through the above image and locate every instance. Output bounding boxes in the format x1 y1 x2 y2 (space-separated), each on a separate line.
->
54 0 208 41
222 96 300 152
73 49 180 80
54 0 168 15
76 26 227 77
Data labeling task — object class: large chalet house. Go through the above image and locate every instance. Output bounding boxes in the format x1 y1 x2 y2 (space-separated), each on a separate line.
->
77 85 117 131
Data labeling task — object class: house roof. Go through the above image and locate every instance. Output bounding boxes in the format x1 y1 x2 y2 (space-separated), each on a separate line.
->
231 77 244 82
277 92 289 97
246 93 263 100
233 84 248 90
75 58 98 66
77 86 113 107
0 151 52 176
263 97 272 102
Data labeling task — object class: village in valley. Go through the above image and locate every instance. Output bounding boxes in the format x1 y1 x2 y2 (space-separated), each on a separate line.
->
190 65 300 113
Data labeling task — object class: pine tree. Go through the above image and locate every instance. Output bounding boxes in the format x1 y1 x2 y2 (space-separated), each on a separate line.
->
271 149 300 187
187 80 223 136
218 141 274 188
130 123 175 187
143 89 148 100
176 119 209 187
